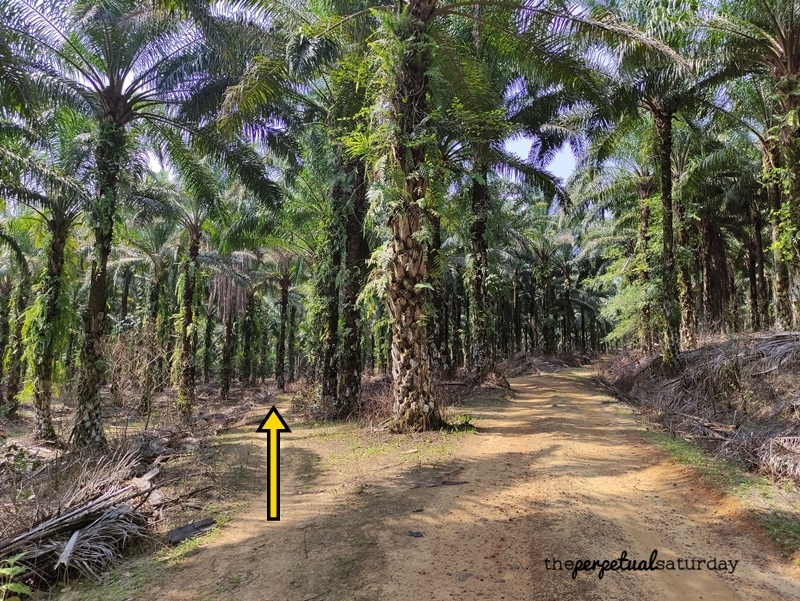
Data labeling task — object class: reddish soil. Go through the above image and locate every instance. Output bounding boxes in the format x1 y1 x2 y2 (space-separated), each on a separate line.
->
66 368 800 601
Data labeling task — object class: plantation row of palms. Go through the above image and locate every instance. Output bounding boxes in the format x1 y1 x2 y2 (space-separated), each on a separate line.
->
0 0 799 445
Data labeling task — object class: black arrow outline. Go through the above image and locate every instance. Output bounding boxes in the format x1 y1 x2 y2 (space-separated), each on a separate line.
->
256 406 291 521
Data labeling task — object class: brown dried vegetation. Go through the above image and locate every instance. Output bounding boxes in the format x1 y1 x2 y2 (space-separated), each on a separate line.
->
600 332 800 481
0 384 270 590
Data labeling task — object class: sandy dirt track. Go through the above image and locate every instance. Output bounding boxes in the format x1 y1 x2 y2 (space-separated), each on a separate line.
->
97 368 800 601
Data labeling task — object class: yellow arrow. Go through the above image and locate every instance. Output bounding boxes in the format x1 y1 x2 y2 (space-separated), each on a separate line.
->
255 406 291 520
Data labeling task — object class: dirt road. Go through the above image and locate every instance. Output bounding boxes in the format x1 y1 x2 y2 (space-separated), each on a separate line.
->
101 368 800 601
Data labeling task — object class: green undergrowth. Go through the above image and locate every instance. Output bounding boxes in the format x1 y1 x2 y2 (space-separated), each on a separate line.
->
643 430 800 561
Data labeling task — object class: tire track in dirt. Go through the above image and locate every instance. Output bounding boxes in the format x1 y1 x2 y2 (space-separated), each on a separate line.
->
98 368 800 601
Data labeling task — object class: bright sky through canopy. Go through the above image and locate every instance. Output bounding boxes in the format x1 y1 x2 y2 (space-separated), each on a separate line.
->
505 137 575 182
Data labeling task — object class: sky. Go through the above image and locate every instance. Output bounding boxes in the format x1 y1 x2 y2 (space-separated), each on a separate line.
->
504 137 576 182
151 136 577 181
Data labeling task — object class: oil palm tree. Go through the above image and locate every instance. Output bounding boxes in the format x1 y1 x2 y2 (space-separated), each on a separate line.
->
1 109 90 440
368 0 672 428
437 7 611 374
721 77 784 327
262 247 304 391
287 26 372 417
204 250 254 401
136 161 229 415
0 224 31 416
115 218 179 414
599 0 729 368
570 116 658 352
712 0 800 326
3 0 279 444
671 117 765 332
710 75 794 327
224 0 674 428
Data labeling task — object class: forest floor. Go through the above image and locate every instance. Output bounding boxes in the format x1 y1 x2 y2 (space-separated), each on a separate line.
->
60 367 800 601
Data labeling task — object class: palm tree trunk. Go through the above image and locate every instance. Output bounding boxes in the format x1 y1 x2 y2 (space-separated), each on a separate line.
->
513 273 522 354
580 306 587 353
241 290 255 384
73 268 111 439
701 222 731 332
441 296 451 374
470 156 492 375
287 304 296 384
263 320 273 381
155 296 173 393
750 201 769 329
220 307 234 401
653 109 680 371
321 183 343 410
32 229 68 441
637 199 653 354
377 321 388 373
542 277 556 354
119 268 131 322
747 242 760 330
63 319 76 383
275 278 289 391
428 210 446 369
4 281 28 415
674 197 696 348
777 94 800 326
529 281 539 351
320 270 339 404
138 273 160 415
387 208 438 428
203 306 214 384
338 161 369 416
177 233 200 414
771 216 793 328
463 293 471 368
0 286 10 390
765 145 793 327
386 0 440 430
72 122 126 446
452 295 462 369
493 294 501 363
562 272 572 355
259 313 268 382
771 197 792 329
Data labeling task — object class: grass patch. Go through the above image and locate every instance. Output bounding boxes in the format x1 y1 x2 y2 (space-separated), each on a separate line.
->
643 430 800 559
61 523 227 601
161 527 220 564
58 552 166 601
444 412 478 432
642 431 752 489
291 418 328 428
